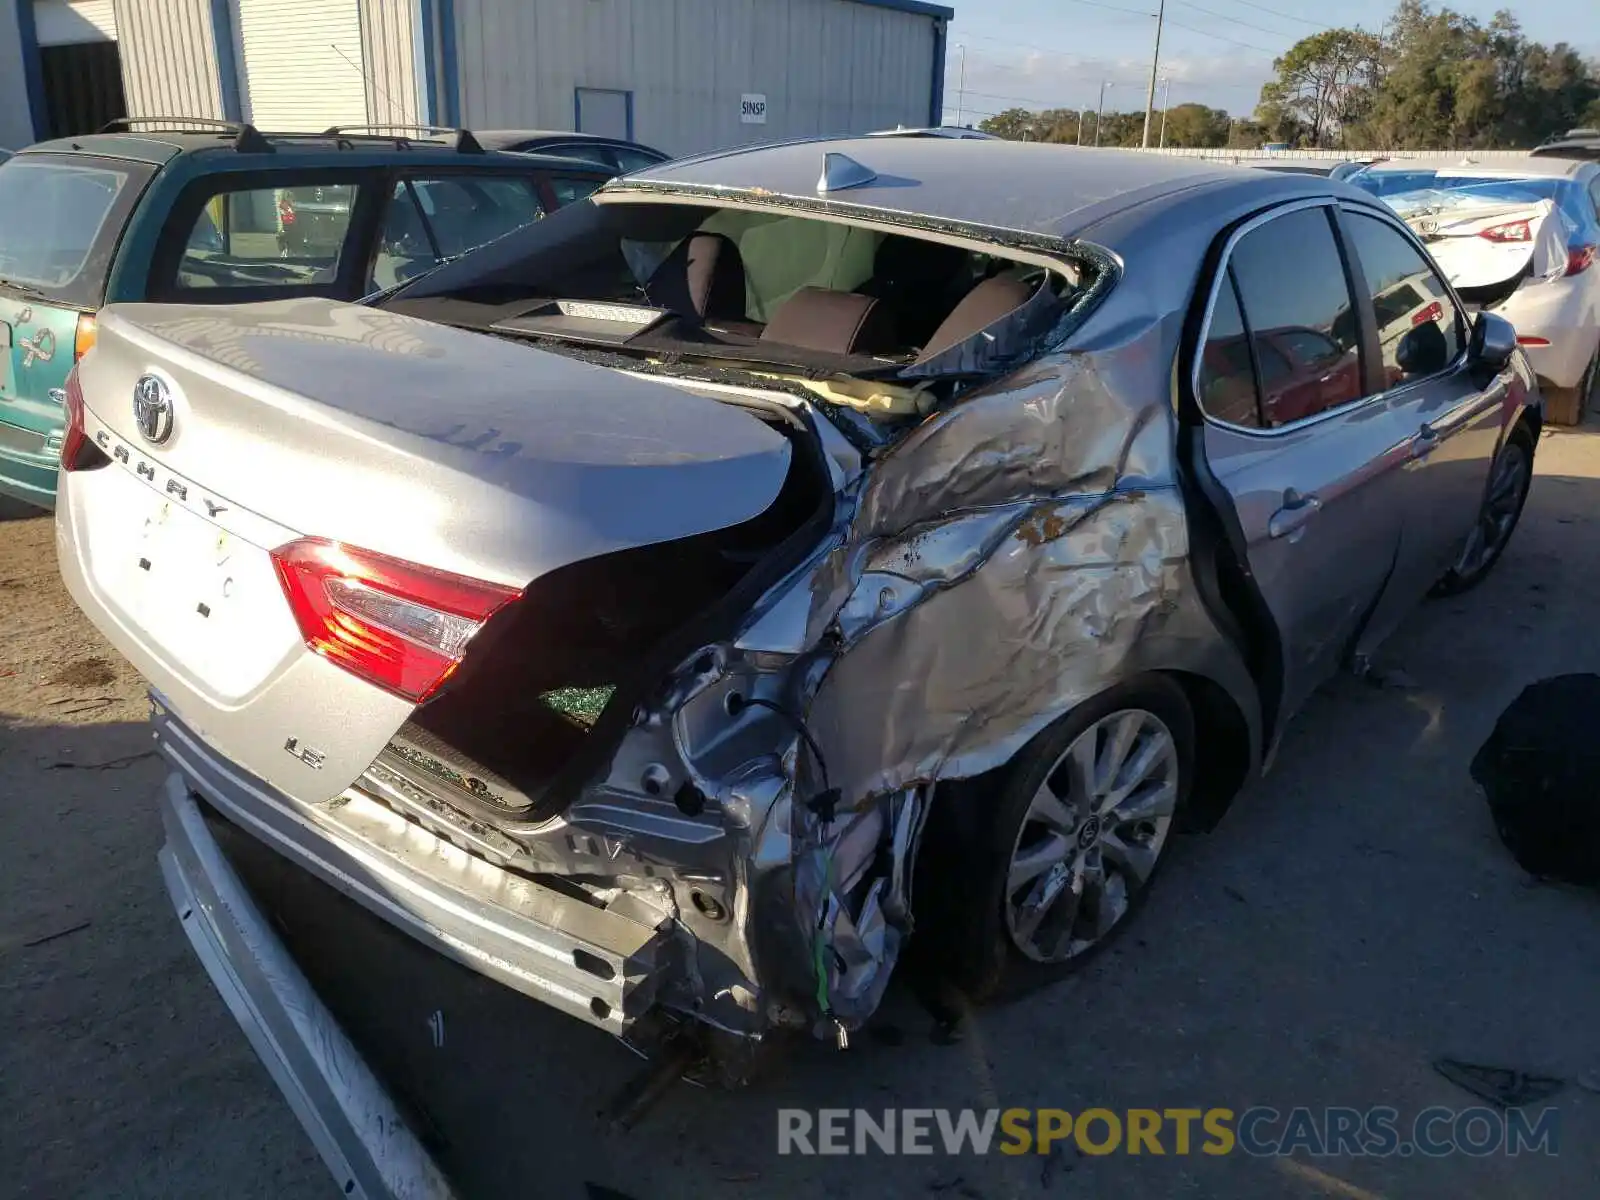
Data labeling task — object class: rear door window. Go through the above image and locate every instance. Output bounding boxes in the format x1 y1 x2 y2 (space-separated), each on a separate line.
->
547 175 605 209
1228 206 1364 427
401 175 543 257
1343 211 1463 388
1196 269 1261 427
613 148 664 173
0 154 153 306
172 182 361 292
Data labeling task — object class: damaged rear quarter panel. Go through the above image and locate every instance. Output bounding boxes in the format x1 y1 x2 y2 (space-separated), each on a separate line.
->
807 334 1261 809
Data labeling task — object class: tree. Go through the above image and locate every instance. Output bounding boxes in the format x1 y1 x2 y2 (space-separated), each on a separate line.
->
1159 103 1231 147
978 108 1035 140
1257 28 1383 147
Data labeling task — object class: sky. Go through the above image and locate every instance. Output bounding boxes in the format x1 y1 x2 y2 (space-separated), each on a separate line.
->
939 0 1600 122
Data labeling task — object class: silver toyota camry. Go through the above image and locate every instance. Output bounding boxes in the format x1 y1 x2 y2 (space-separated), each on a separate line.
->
55 136 1537 1185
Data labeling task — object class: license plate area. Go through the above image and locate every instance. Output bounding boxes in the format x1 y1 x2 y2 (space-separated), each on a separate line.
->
83 466 299 701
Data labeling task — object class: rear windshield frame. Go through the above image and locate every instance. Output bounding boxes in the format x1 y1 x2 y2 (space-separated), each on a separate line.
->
0 151 158 309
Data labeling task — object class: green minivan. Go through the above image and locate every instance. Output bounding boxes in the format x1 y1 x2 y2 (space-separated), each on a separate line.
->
0 120 611 508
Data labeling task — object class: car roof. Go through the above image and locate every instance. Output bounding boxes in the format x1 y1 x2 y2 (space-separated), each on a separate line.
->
612 136 1301 240
20 127 614 173
474 129 664 154
1360 155 1591 180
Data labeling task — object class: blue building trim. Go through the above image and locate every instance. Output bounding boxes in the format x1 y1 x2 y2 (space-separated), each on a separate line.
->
415 0 438 124
844 0 956 20
437 0 460 126
208 0 243 121
15 0 48 140
929 19 947 126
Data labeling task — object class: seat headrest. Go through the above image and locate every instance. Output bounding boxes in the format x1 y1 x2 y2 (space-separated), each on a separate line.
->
915 275 1036 364
648 233 746 321
759 286 894 355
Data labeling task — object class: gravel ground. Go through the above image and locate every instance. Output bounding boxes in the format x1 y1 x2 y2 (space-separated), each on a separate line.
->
4 427 1600 1200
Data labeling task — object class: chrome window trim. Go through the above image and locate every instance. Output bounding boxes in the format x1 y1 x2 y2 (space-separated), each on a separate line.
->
1191 196 1466 439
1192 198 1373 438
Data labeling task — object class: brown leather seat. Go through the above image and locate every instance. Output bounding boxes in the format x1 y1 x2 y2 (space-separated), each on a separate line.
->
914 275 1036 364
759 286 896 355
752 288 896 355
647 233 748 322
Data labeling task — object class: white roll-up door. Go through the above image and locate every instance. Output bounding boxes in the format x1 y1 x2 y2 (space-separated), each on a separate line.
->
234 0 368 132
33 0 117 46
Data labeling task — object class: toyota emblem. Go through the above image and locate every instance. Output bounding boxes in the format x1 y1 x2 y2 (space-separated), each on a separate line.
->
132 375 174 445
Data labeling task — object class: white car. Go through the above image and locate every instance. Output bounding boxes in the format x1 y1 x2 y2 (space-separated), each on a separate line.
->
1349 156 1600 400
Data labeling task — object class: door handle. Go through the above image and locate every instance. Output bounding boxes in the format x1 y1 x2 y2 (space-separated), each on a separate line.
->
1268 487 1322 539
1411 421 1440 458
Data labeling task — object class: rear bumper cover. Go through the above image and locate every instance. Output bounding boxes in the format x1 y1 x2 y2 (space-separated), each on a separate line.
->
153 699 675 1037
157 775 456 1200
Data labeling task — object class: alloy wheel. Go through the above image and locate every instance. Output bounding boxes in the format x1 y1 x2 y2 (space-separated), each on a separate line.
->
1454 441 1531 580
1004 708 1179 963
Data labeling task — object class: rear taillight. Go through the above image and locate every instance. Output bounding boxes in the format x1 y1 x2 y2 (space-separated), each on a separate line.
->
1412 300 1444 326
74 312 97 360
277 192 296 227
59 367 101 472
1517 335 1551 347
1479 220 1532 243
270 538 520 703
1565 244 1597 276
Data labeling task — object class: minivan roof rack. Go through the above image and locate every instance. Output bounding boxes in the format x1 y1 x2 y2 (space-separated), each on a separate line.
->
319 124 486 153
98 116 273 154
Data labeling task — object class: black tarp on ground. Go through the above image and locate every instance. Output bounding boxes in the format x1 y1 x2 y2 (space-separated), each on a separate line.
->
1471 673 1600 886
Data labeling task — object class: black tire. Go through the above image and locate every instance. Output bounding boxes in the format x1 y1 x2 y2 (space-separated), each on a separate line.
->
912 675 1195 1004
1432 426 1535 597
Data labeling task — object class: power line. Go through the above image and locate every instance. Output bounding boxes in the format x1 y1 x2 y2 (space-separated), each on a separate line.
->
1163 16 1275 53
1173 0 1303 39
1223 0 1335 29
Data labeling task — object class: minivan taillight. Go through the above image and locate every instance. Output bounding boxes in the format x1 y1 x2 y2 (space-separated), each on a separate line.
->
270 538 521 702
59 367 104 472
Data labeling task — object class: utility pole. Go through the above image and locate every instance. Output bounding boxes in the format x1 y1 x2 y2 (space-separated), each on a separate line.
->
1077 108 1087 145
1095 81 1112 146
1158 77 1171 148
1141 0 1166 148
953 44 967 127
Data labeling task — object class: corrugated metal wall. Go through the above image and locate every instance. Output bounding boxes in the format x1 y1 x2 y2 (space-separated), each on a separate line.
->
451 0 937 155
358 0 421 127
33 0 118 46
117 0 228 121
236 0 368 131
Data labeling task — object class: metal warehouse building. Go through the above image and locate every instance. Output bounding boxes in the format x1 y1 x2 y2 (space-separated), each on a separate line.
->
0 0 952 154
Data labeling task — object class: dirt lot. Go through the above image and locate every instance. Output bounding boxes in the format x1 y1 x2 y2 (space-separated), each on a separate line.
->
4 429 1600 1200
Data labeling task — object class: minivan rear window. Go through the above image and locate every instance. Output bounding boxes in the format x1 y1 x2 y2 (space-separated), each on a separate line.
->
0 153 154 307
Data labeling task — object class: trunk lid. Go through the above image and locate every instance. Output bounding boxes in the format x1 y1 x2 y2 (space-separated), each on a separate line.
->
58 297 793 803
1406 197 1573 300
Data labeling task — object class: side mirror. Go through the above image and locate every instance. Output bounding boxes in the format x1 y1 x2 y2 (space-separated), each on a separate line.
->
1396 319 1449 377
1470 310 1517 370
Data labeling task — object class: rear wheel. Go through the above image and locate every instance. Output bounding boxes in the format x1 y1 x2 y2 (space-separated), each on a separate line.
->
1432 429 1535 596
918 677 1194 1001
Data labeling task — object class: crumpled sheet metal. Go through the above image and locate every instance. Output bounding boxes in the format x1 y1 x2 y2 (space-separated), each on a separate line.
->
812 491 1188 804
791 788 924 1028
854 352 1172 538
803 344 1190 804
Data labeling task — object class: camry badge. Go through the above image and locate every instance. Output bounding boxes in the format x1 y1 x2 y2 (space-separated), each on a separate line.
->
132 375 175 445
